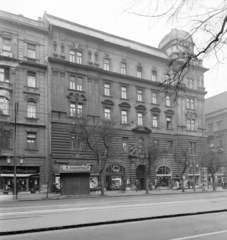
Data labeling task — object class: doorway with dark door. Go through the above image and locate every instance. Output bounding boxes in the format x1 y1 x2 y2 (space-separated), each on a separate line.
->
136 165 146 190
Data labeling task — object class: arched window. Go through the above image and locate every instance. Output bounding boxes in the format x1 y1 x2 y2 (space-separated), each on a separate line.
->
0 97 9 115
77 51 82 64
152 70 157 82
27 101 36 118
69 50 75 63
156 166 171 175
104 58 110 71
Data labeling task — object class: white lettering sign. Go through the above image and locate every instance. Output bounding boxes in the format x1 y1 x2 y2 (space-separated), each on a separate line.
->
62 165 91 172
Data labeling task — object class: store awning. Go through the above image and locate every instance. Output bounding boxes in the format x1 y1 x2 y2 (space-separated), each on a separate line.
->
0 174 38 177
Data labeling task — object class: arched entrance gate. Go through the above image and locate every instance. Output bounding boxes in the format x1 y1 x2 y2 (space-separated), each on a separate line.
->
136 165 146 190
105 164 126 190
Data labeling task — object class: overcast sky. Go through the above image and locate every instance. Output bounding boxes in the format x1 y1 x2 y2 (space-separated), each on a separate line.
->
1 0 226 98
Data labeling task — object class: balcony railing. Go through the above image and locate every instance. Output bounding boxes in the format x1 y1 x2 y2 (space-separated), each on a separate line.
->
0 81 12 90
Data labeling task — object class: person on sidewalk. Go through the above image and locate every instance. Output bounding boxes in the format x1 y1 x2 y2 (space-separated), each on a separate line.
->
135 179 139 192
187 179 190 189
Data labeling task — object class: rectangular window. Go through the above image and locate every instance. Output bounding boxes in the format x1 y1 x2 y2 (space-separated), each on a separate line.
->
104 83 110 96
77 77 83 91
70 76 76 90
122 138 128 152
27 43 36 59
70 103 76 116
71 135 83 150
166 95 171 106
152 115 158 127
189 142 196 154
27 72 36 88
3 38 11 51
187 119 195 131
151 70 157 82
27 102 36 118
27 133 36 150
77 51 82 64
166 117 172 129
104 108 111 120
104 59 110 71
216 121 223 131
121 110 128 124
186 98 195 109
121 63 126 75
137 90 143 101
77 104 83 117
70 50 75 63
0 96 9 115
121 86 127 99
167 141 172 152
137 67 142 78
138 112 143 126
152 92 157 104
186 78 194 89
0 68 9 82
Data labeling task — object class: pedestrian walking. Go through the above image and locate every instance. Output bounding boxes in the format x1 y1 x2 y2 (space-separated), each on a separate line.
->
135 179 139 192
187 180 190 189
154 179 158 191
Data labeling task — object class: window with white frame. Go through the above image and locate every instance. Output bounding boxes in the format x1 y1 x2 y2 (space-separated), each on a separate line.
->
77 77 83 91
3 38 11 52
27 102 36 118
166 116 172 129
121 110 128 124
166 95 171 106
70 103 83 117
122 137 128 152
104 83 110 96
104 58 110 71
27 133 36 150
121 86 127 99
0 97 9 115
186 78 194 89
121 63 126 75
27 43 36 59
27 72 36 88
77 51 82 64
0 68 9 82
137 89 143 102
104 108 111 120
69 50 76 63
137 67 142 78
187 119 195 131
152 92 157 104
186 98 194 109
70 76 76 90
151 70 157 82
70 103 76 116
77 104 83 117
137 112 143 126
152 115 158 127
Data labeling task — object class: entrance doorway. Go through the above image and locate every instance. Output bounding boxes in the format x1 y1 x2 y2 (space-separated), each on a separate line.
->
136 165 146 190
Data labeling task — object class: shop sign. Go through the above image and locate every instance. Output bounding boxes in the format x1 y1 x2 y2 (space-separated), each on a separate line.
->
54 160 69 164
0 166 39 174
61 165 91 172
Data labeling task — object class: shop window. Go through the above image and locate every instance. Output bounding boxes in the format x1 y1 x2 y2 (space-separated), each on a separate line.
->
121 63 126 75
27 71 36 88
122 137 128 152
27 102 36 118
27 133 37 150
137 67 142 78
27 43 36 59
0 68 9 82
104 108 111 120
121 86 127 99
121 110 128 124
0 96 9 115
104 58 110 71
104 83 110 96
77 51 82 64
152 70 157 82
137 112 143 126
69 50 76 63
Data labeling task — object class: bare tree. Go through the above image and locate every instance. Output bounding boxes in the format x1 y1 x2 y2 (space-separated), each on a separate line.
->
123 0 227 101
73 116 119 196
145 144 162 193
174 143 191 192
201 147 221 191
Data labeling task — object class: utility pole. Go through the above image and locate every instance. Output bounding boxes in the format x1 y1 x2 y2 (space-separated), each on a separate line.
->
13 102 19 199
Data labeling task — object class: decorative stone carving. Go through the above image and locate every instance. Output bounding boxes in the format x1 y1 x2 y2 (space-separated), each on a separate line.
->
150 107 161 113
24 93 40 102
67 92 87 103
101 99 114 106
131 126 151 134
185 111 197 118
119 102 131 108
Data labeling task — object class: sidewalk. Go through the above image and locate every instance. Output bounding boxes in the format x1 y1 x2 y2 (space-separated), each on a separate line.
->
1 187 226 202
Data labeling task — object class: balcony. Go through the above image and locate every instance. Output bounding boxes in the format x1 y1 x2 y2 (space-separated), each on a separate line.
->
0 81 12 91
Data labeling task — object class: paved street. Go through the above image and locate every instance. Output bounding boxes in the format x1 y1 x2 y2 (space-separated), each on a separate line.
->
0 190 227 236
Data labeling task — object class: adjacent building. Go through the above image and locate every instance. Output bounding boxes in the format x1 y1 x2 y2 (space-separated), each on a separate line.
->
205 91 227 182
0 10 50 192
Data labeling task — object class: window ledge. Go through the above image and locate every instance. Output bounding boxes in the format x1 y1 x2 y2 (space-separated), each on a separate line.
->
151 103 159 106
165 105 173 108
186 108 196 111
136 100 145 103
120 98 129 101
166 128 174 131
25 117 39 123
120 123 130 126
24 86 39 91
103 95 113 98
68 88 85 93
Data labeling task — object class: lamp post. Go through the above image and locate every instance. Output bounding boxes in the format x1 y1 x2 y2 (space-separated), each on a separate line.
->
192 129 212 192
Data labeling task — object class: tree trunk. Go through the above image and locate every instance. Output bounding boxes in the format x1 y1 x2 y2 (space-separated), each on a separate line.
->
212 174 216 191
99 171 105 196
145 175 149 194
181 177 185 192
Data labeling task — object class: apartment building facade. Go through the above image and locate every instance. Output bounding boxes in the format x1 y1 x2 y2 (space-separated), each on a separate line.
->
0 10 50 192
